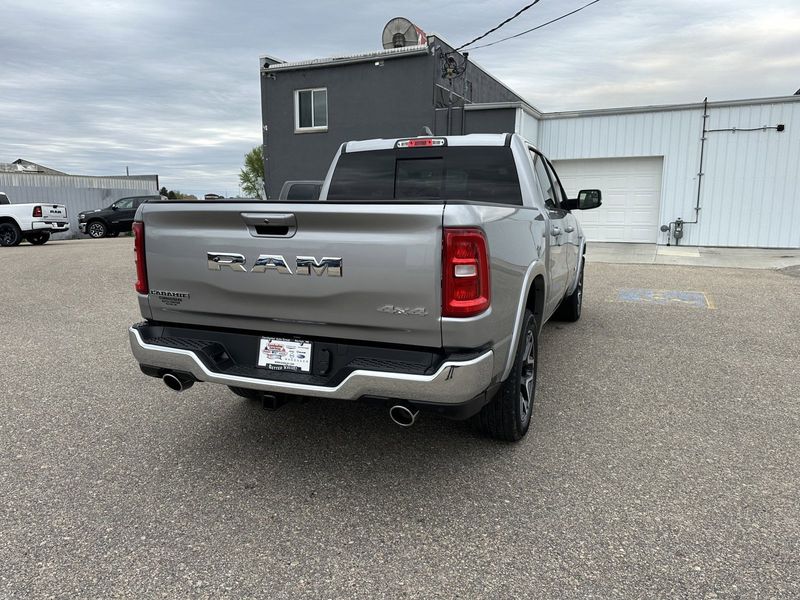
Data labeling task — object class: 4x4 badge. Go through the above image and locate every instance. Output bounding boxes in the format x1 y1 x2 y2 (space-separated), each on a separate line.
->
377 305 428 316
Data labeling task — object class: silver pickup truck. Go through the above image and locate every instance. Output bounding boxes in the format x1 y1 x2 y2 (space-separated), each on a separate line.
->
128 134 601 441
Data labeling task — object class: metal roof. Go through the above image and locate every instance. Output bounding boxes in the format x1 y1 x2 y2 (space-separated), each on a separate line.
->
465 101 541 118
11 159 67 175
462 95 800 120
539 94 800 119
261 44 429 72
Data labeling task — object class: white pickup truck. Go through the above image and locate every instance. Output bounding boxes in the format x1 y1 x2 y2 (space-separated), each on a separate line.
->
0 192 69 246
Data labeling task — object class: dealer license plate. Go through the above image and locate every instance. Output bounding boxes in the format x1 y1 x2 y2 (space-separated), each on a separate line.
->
257 338 312 373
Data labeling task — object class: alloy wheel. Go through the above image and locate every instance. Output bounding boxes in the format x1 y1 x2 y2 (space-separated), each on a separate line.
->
519 330 536 425
89 222 105 238
0 224 17 246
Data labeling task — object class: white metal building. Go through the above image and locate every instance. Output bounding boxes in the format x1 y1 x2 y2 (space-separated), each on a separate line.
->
476 95 800 248
0 165 158 239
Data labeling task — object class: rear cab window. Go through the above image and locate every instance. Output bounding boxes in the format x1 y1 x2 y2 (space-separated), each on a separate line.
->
328 146 522 204
287 183 322 201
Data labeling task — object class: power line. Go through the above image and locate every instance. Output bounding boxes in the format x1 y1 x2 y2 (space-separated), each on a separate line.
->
455 0 543 52
467 0 603 50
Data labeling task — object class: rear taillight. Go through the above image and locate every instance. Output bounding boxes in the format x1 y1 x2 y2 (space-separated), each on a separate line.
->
133 221 148 294
32 206 42 217
442 228 490 318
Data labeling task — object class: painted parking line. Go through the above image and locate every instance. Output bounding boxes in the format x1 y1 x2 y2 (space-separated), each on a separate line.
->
617 288 715 309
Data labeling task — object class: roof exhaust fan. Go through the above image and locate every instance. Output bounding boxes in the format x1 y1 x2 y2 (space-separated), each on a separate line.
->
382 17 427 49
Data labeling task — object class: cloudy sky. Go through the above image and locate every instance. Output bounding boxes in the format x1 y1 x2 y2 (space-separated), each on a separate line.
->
1 0 798 196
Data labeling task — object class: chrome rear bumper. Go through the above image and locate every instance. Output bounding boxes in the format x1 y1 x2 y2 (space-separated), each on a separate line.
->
128 327 494 405
32 221 69 231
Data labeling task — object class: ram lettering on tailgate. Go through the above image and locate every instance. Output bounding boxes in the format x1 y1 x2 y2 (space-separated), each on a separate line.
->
207 253 342 276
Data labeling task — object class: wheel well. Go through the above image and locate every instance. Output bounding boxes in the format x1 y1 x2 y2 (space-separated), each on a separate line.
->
0 216 20 227
526 275 545 331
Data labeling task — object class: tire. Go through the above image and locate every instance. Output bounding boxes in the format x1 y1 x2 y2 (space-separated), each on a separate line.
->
87 220 107 238
555 259 584 322
0 222 22 247
475 309 537 442
26 231 51 245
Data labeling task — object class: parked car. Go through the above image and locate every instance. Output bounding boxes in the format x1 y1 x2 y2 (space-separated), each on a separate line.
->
78 195 160 238
127 134 601 441
278 180 323 201
0 191 69 246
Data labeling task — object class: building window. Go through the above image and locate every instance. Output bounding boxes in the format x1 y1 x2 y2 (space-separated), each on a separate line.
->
294 88 328 132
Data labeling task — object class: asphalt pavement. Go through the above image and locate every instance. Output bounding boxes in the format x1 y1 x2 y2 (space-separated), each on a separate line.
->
1 238 798 599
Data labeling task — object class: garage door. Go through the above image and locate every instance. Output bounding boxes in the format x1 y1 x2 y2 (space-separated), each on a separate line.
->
552 157 663 243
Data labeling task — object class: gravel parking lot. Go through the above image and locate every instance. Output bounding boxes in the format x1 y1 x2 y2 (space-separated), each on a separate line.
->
2 239 798 599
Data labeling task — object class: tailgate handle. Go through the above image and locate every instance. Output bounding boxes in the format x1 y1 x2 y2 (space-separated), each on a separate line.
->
241 212 296 237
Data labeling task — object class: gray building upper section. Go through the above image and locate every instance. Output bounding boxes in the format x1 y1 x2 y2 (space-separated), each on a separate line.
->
259 36 527 198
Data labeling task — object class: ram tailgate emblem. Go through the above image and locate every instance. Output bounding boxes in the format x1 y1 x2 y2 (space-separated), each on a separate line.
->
207 253 342 277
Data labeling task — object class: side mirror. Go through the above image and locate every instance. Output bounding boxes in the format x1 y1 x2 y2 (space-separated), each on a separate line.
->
575 189 602 210
111 205 118 210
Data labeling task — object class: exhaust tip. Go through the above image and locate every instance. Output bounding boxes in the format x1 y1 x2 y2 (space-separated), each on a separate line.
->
163 372 194 392
389 405 419 428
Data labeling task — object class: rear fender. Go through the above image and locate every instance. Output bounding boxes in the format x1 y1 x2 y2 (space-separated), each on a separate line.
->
0 216 21 228
501 260 547 381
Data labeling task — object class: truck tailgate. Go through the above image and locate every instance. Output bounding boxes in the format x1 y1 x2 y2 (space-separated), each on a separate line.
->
41 204 67 220
141 202 444 348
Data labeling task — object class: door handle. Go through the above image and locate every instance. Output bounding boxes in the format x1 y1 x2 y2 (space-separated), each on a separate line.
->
241 212 296 226
241 212 297 237
564 225 575 233
551 226 562 236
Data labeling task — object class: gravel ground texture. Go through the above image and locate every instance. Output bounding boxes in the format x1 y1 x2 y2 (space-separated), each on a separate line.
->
1 238 798 599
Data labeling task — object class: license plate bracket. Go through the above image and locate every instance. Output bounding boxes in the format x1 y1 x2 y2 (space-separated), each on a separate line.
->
257 338 312 373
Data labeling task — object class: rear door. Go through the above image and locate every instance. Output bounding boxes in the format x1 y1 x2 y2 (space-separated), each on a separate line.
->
544 158 581 281
531 152 570 309
141 202 444 348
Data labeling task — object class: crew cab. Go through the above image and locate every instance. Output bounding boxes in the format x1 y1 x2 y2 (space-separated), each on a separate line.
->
78 195 161 238
0 192 69 246
128 134 601 441
278 180 323 201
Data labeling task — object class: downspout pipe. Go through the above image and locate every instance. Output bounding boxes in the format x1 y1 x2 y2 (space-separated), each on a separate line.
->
663 97 707 245
691 96 708 223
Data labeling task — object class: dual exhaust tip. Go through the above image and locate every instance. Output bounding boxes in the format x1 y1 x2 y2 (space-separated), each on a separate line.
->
389 404 419 428
163 371 419 428
162 371 194 392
